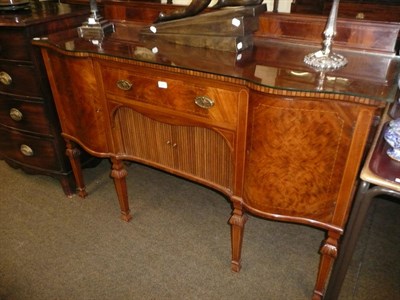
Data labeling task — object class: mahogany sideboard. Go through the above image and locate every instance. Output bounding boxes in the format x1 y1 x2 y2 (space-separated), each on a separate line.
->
33 3 400 299
0 1 99 196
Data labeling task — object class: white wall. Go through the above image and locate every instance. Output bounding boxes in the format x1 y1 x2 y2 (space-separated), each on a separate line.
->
160 0 292 13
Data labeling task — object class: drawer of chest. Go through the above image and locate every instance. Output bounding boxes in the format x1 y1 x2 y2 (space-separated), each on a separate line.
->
0 30 30 61
0 127 59 171
0 62 42 97
101 67 240 126
0 95 51 135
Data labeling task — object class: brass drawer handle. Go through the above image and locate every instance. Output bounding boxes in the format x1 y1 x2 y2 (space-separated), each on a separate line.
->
194 96 215 109
9 108 23 121
0 71 12 86
20 144 34 157
116 79 133 91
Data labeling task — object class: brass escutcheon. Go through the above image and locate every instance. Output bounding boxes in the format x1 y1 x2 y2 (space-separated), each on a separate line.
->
0 71 12 85
20 144 34 157
116 79 133 91
194 96 214 109
9 108 23 121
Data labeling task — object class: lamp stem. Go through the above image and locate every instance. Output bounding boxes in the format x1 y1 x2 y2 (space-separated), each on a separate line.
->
303 0 347 71
322 0 339 56
90 0 99 20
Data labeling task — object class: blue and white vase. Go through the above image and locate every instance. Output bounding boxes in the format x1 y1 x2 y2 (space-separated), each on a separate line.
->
384 118 400 161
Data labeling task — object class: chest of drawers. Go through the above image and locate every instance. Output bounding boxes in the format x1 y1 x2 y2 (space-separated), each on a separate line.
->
0 2 93 196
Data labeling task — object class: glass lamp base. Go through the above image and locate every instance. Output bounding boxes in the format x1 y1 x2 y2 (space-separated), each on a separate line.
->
304 50 348 71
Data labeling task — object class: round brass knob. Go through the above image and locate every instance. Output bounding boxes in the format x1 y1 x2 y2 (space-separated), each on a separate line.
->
20 144 34 157
9 108 23 122
0 71 12 86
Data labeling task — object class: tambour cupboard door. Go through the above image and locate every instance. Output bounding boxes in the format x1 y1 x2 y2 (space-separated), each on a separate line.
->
112 106 175 169
111 106 234 191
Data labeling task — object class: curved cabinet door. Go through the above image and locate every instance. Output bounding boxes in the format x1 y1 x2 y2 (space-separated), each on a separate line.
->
42 52 112 156
243 92 378 230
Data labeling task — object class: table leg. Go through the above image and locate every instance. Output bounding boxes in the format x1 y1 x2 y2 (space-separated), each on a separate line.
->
229 196 248 272
312 230 340 299
110 158 132 222
65 140 87 198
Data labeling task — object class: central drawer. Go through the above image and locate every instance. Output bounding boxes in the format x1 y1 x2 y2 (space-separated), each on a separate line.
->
101 65 240 127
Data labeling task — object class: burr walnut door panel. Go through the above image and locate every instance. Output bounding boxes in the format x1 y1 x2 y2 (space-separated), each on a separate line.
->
243 92 377 229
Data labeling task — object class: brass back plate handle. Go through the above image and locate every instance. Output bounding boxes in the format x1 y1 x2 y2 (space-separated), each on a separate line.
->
116 79 133 91
194 96 215 109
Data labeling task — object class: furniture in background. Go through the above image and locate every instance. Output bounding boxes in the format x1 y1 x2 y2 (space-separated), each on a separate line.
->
0 1 98 196
325 99 400 299
291 0 325 14
322 0 400 21
291 0 400 53
292 0 400 21
33 3 400 298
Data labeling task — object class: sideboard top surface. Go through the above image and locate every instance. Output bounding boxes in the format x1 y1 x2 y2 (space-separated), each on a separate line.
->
33 18 400 103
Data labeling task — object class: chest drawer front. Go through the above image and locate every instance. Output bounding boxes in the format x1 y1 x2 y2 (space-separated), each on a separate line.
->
0 127 59 171
0 30 30 61
0 95 51 135
0 62 41 97
101 66 240 126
